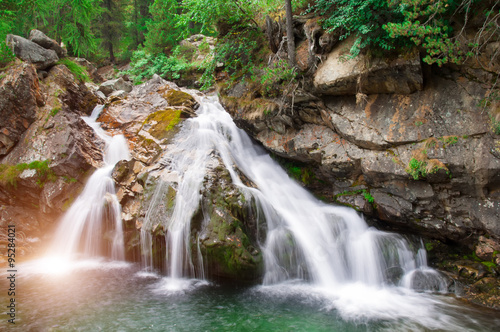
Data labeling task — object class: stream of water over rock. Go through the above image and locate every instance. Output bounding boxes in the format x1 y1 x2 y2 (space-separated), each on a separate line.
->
3 97 499 331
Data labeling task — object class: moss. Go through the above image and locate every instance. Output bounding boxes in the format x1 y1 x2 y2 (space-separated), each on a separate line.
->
142 109 182 140
0 160 57 188
163 89 197 108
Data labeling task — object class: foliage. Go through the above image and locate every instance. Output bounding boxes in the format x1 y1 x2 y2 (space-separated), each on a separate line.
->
335 188 375 205
406 155 449 180
259 59 297 97
311 0 496 66
95 0 126 62
126 47 192 83
200 28 262 89
362 190 374 204
311 0 406 57
0 160 56 188
57 58 90 82
144 0 181 54
407 157 428 180
0 0 16 67
179 0 258 35
383 0 466 66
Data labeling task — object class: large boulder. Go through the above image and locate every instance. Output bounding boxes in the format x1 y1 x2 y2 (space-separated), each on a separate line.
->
6 34 59 70
0 61 44 156
28 29 67 58
313 38 423 95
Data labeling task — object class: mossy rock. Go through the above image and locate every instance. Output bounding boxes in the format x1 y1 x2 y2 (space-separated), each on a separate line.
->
163 89 198 109
195 163 263 282
142 109 182 140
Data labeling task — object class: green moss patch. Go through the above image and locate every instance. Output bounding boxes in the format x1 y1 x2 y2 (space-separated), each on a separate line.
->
163 89 197 108
142 109 182 140
0 160 57 188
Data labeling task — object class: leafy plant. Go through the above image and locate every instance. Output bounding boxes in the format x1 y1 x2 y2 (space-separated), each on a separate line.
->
126 47 192 84
311 0 407 57
200 28 262 89
362 190 375 204
57 58 90 82
260 59 297 97
0 160 56 188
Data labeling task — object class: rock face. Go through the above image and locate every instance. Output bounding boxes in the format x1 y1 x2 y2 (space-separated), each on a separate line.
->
6 34 59 70
221 42 499 250
313 39 423 95
29 29 67 58
0 62 44 156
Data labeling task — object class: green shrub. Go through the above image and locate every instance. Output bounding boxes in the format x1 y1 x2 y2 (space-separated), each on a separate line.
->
200 28 262 89
126 48 192 84
406 158 428 180
57 58 90 82
0 41 15 68
259 59 297 97
311 0 406 58
0 160 56 188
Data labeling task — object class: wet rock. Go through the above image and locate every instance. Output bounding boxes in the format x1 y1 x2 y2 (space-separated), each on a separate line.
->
6 34 59 70
194 158 263 282
28 29 67 58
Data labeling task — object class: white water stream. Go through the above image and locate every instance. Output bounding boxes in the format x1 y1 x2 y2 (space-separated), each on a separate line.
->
142 96 446 292
47 105 130 260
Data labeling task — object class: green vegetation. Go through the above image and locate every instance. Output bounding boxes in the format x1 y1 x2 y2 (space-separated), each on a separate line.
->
334 189 376 206
49 107 60 117
311 0 498 66
142 109 182 140
2 0 498 92
125 48 192 84
57 58 90 83
406 155 450 180
0 160 57 188
259 59 297 97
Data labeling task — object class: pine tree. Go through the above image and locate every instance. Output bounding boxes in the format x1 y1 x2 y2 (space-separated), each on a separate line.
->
98 0 126 63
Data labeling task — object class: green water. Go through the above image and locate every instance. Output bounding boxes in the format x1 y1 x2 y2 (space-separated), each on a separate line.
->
1 260 499 331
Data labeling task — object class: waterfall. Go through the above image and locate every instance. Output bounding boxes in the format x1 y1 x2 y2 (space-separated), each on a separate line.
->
48 105 130 260
141 95 445 292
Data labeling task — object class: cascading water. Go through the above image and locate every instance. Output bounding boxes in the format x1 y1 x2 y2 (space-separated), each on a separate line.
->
142 95 445 293
48 105 130 260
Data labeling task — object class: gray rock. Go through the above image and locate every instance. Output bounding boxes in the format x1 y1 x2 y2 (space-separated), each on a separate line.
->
28 29 66 58
314 37 422 95
0 62 44 156
6 34 59 70
98 78 133 96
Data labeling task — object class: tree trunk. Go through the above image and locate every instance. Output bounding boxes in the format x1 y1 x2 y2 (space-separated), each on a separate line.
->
285 0 295 66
